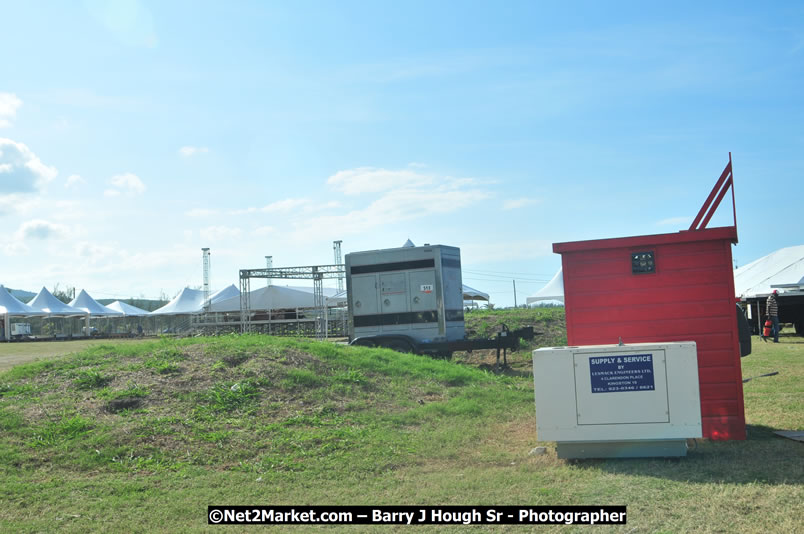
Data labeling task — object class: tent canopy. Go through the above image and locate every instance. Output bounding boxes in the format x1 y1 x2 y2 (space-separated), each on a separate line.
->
211 285 339 313
151 285 241 315
526 268 565 305
69 289 122 317
462 284 489 301
734 245 804 298
325 289 348 308
106 300 151 317
0 285 45 316
28 287 86 316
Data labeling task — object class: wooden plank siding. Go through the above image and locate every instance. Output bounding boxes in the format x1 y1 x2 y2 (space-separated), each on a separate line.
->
554 227 746 440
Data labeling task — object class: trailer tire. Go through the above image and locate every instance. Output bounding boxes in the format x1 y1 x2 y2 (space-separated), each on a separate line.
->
795 320 803 336
352 338 376 348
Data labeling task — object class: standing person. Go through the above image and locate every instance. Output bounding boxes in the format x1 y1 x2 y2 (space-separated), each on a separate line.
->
766 290 780 343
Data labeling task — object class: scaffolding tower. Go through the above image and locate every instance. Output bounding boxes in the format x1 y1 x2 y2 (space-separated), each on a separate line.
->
333 240 347 335
202 248 211 312
333 241 344 292
239 264 345 339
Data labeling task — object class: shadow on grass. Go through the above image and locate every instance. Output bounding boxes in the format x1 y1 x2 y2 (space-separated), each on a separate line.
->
568 425 804 486
476 363 532 378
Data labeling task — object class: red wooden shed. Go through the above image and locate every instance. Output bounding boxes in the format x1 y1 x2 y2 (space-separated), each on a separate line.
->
553 157 746 440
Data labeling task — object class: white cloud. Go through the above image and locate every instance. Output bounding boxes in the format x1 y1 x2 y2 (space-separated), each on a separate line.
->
75 241 125 264
0 138 58 194
105 173 146 196
327 167 434 195
179 146 209 157
261 198 311 213
65 174 87 188
185 208 219 217
297 183 490 239
200 225 242 241
503 198 541 210
252 226 276 237
16 219 69 240
0 93 22 128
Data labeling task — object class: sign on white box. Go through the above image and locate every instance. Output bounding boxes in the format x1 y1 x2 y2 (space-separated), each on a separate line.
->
532 342 702 459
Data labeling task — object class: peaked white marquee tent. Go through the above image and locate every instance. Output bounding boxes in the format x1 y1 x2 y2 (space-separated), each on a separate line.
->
0 286 44 317
734 245 804 298
28 287 86 316
69 289 122 317
1 285 46 340
526 268 565 305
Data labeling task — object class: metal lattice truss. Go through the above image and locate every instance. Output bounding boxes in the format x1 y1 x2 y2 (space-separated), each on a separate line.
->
239 264 345 339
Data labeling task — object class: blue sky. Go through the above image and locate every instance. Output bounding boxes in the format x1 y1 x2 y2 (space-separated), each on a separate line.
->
1 1 802 306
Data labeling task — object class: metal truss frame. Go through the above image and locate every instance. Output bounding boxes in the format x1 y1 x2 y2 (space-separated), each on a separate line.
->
239 264 345 339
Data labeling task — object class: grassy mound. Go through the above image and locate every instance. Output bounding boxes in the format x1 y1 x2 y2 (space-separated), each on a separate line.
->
0 335 532 480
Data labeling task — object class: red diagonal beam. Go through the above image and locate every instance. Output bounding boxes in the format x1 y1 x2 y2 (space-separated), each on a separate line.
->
699 175 733 230
689 158 733 231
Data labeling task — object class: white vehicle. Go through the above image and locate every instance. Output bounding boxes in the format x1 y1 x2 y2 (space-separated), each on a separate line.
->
11 323 32 336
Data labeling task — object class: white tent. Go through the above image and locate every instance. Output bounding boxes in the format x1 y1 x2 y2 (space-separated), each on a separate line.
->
1 285 46 341
151 285 241 315
0 285 44 316
69 289 122 317
28 287 87 316
325 289 348 308
734 245 804 298
211 285 339 313
106 301 151 316
527 268 565 305
210 284 240 303
462 284 489 301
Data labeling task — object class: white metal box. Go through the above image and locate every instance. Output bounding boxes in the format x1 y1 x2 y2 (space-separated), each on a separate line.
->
11 323 31 336
533 342 702 458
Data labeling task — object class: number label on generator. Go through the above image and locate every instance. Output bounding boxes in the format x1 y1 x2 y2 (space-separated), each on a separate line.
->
420 284 433 293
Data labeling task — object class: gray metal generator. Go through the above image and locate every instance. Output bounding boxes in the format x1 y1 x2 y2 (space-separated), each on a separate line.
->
346 244 465 346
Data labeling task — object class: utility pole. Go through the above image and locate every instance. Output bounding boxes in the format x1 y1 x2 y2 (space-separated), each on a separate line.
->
513 279 517 308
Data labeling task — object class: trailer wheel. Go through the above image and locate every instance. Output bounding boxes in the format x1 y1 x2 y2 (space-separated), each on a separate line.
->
795 320 803 336
352 338 376 348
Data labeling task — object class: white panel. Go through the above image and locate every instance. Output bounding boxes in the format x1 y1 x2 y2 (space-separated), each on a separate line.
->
380 273 408 313
352 275 378 315
574 349 669 425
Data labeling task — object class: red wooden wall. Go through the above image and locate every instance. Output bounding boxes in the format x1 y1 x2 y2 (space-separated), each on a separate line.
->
554 226 746 440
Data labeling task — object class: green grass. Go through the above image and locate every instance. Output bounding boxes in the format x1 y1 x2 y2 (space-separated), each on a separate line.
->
73 369 114 390
0 324 801 533
0 338 151 371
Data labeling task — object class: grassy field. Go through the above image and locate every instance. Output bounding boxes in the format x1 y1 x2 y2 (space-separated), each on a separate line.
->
0 311 801 533
0 337 151 371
